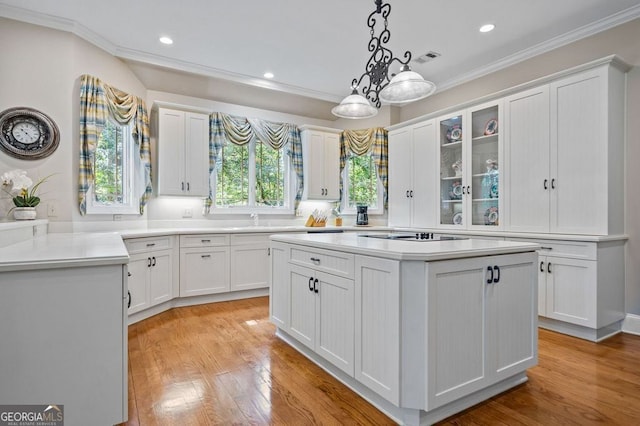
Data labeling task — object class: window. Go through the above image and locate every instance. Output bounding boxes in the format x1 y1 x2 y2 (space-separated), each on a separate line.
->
86 119 138 214
342 154 383 214
214 138 290 211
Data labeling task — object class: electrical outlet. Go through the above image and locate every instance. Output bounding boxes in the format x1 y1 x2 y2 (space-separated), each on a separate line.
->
113 214 122 221
183 208 193 218
47 201 58 217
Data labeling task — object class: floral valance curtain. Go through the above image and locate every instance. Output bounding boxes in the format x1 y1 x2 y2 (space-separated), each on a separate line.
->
204 112 303 212
340 127 389 209
78 74 152 215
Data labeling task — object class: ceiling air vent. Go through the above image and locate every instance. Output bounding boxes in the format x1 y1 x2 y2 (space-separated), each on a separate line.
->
414 51 441 64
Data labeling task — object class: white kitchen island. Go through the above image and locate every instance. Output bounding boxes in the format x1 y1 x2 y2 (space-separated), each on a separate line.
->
269 233 540 425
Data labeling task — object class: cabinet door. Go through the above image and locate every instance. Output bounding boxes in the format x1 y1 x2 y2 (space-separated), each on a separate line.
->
305 131 326 199
412 121 437 228
184 112 210 197
486 253 537 381
158 108 186 195
269 243 289 330
288 264 316 350
388 128 412 227
323 133 341 200
550 70 606 234
437 111 466 228
503 86 550 232
316 270 354 377
127 254 150 314
355 255 400 405
149 250 173 306
230 244 269 291
538 256 548 317
425 256 487 409
180 247 230 297
546 256 597 327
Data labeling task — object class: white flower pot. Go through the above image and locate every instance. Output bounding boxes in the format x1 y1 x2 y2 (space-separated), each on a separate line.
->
13 207 37 220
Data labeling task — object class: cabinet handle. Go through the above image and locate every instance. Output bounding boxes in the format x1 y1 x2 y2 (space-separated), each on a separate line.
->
551 178 556 189
493 265 500 283
152 256 156 267
308 277 314 292
127 291 131 309
310 257 320 264
201 239 211 243
147 257 152 267
487 266 494 284
187 182 190 191
548 262 552 274
127 271 132 277
406 190 410 198
540 246 553 251
467 186 471 195
410 190 414 198
267 248 270 256
146 243 156 247
462 186 466 195
313 278 319 294
544 179 548 190
540 261 545 272
201 254 211 258
181 182 185 191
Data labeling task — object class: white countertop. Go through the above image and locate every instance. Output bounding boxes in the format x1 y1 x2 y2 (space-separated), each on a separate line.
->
270 233 540 261
0 232 129 272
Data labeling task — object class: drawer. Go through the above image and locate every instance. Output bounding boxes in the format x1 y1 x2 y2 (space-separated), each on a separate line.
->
230 233 270 246
289 245 354 279
180 234 230 248
507 238 596 260
125 236 173 254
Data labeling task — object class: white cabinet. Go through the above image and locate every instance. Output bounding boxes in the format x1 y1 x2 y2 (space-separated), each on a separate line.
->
300 125 341 200
388 120 437 228
354 255 400 404
124 236 176 315
425 253 537 410
271 242 355 376
230 234 270 291
157 107 210 196
179 235 230 297
436 101 503 230
504 62 626 235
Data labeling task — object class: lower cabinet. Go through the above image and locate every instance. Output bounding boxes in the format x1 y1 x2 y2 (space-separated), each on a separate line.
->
180 246 230 296
230 234 270 291
424 253 537 410
288 263 355 376
124 236 176 314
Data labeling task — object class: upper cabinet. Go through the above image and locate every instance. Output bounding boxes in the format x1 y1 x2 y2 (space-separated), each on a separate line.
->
300 125 341 201
157 107 210 197
436 101 502 230
503 62 626 235
388 120 437 228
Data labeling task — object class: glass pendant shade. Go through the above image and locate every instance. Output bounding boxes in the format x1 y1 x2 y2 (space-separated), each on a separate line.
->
379 68 436 104
331 90 378 119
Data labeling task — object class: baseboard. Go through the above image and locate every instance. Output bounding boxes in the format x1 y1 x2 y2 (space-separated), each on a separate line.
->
622 314 640 335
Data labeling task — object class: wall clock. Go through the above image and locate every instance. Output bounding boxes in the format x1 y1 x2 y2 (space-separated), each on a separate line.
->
0 107 60 160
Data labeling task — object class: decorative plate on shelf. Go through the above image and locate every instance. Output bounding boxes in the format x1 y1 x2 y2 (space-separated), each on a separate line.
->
484 118 498 135
446 125 462 143
452 212 463 225
484 207 499 225
449 181 463 200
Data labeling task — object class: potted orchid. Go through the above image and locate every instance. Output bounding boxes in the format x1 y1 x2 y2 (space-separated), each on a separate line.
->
1 169 52 220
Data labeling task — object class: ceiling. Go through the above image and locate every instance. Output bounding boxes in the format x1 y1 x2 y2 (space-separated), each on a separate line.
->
2 0 640 120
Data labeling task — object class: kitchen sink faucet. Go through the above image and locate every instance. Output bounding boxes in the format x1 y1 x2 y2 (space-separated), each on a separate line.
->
251 212 259 226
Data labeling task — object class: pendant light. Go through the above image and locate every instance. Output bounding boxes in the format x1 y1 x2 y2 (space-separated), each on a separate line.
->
332 0 436 119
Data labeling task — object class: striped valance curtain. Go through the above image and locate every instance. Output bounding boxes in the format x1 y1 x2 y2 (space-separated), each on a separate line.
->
78 74 152 215
204 112 303 212
340 127 389 209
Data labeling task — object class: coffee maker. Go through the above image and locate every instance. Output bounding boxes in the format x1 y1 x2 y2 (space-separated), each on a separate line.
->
356 205 369 225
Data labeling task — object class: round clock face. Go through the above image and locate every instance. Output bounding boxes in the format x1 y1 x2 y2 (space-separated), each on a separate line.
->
0 107 59 160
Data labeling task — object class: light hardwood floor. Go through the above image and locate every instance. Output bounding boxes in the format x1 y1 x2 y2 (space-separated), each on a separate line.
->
121 297 640 425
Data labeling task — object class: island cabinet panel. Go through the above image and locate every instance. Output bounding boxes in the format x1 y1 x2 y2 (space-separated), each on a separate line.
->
269 243 289 329
425 252 537 410
354 255 400 405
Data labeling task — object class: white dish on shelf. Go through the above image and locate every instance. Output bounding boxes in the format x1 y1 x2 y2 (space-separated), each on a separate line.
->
453 212 463 225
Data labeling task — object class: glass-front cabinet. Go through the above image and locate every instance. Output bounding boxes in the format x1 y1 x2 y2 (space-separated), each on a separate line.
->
437 101 502 229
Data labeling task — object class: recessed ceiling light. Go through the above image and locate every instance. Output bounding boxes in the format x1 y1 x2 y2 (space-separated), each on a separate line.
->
263 72 274 79
479 24 495 33
159 36 173 45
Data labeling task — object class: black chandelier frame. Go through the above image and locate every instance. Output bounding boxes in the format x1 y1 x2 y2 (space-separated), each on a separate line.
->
350 0 412 108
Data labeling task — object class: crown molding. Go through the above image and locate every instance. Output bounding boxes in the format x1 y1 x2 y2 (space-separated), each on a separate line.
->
435 4 640 93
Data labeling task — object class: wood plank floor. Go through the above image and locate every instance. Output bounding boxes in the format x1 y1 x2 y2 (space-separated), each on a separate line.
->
121 297 640 425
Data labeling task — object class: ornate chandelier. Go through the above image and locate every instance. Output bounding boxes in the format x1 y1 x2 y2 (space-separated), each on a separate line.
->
331 0 436 119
